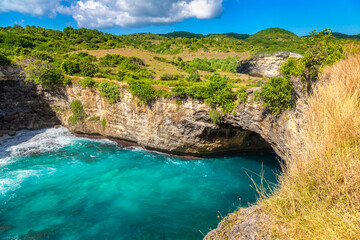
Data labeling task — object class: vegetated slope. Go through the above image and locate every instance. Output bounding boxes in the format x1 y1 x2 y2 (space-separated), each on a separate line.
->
262 54 360 239
246 28 305 54
248 28 299 41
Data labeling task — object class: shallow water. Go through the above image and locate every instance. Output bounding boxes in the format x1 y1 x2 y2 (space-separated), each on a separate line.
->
0 127 280 240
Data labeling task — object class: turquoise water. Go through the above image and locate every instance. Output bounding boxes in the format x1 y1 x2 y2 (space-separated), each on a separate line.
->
0 127 280 240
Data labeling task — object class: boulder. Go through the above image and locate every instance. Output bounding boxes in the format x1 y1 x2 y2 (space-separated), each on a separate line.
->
237 52 303 78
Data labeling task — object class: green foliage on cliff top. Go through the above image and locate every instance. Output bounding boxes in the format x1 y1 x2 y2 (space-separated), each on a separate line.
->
280 29 344 86
97 81 121 104
21 58 64 88
128 80 156 104
255 77 294 115
80 77 96 88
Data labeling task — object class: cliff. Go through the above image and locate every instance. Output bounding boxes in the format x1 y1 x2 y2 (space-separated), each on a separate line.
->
1 65 304 159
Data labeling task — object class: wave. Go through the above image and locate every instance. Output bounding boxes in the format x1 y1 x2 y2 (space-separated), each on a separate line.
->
0 127 116 161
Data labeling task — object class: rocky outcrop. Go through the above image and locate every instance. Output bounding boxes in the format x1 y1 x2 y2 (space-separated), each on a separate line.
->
42 77 303 160
205 206 272 240
237 52 303 77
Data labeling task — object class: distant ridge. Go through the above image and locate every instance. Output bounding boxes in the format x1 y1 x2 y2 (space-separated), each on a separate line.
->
161 31 250 39
161 28 360 40
332 32 360 39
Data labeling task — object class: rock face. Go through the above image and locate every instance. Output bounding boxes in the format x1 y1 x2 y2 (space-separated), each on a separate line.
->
205 206 272 240
0 65 304 160
237 52 303 77
0 66 60 137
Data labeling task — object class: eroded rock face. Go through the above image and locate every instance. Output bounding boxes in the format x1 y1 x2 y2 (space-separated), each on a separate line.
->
237 52 303 77
0 71 303 160
46 85 273 156
0 68 60 137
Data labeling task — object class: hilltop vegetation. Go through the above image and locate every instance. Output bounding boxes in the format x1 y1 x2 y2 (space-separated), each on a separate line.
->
0 25 356 123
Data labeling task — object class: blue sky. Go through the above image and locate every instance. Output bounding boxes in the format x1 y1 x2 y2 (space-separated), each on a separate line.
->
0 0 359 36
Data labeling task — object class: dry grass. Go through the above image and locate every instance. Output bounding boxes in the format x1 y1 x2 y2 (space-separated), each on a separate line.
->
262 55 360 239
79 47 254 81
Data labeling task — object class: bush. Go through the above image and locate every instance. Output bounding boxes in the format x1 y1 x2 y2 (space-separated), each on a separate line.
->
205 74 236 113
69 100 87 125
80 77 95 88
99 54 125 67
61 59 80 75
303 29 344 81
128 80 156 104
237 86 248 103
280 58 305 80
160 73 180 81
101 119 106 129
61 59 99 77
23 59 64 88
209 108 222 124
97 81 121 103
187 71 201 82
256 77 294 115
171 86 187 99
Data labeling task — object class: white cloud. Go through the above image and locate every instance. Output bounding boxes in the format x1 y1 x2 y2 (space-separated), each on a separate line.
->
0 0 224 28
0 0 60 17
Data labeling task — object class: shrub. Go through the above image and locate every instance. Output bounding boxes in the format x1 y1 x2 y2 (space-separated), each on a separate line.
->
97 81 121 104
237 86 248 103
205 74 236 113
171 86 187 99
280 58 305 80
256 77 294 115
23 59 64 88
160 73 180 81
61 59 80 75
187 71 201 82
69 100 87 125
61 59 99 77
80 77 95 88
101 119 106 129
128 80 156 104
99 54 125 67
209 108 222 124
303 29 344 81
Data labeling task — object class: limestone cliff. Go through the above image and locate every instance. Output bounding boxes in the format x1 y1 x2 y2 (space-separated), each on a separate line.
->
1 74 303 160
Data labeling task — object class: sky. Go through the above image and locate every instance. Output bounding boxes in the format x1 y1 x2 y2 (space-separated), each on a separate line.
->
0 0 359 36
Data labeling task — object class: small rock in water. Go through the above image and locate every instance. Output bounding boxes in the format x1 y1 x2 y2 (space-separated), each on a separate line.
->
8 130 16 136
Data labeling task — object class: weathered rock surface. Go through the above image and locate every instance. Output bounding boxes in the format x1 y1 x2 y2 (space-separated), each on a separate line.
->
0 66 60 137
237 52 303 77
205 206 273 240
0 65 304 160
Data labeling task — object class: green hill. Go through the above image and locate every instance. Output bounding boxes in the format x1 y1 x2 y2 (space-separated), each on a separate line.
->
248 28 299 41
